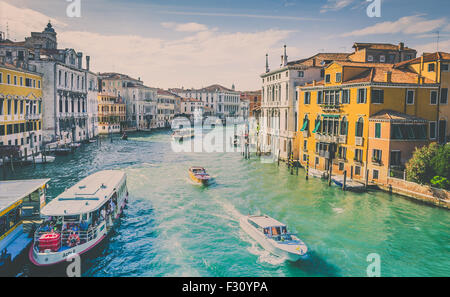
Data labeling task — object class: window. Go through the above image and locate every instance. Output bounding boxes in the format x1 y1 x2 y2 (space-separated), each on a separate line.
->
355 117 364 137
317 91 323 104
340 117 348 135
442 64 449 72
298 71 304 78
430 91 438 105
355 149 363 162
0 73 2 83
338 146 347 160
13 76 17 85
355 166 361 175
441 88 448 104
335 73 342 83
304 92 311 104
406 90 415 105
341 90 350 104
372 149 382 163
325 74 331 83
367 55 374 62
373 170 379 179
429 122 437 139
375 123 381 138
380 55 386 63
7 74 10 84
371 89 384 104
357 88 367 103
339 162 344 171
428 63 435 72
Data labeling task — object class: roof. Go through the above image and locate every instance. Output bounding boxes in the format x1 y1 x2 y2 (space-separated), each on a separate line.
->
157 89 179 97
353 42 416 52
288 53 351 67
395 52 450 68
0 179 50 211
248 215 286 228
41 170 126 216
200 84 236 93
369 110 428 122
98 72 141 82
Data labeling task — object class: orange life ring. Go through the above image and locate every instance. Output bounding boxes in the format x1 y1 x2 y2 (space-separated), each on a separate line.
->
67 233 80 247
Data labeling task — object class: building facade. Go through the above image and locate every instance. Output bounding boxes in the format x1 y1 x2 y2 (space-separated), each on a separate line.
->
97 93 126 134
85 67 99 138
0 60 43 157
156 89 177 128
260 46 350 160
295 52 449 185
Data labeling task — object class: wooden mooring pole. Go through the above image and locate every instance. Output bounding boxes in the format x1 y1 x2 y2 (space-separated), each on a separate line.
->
343 170 347 191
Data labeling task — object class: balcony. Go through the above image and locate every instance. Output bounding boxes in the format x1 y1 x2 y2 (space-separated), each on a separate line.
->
25 114 41 120
338 135 347 144
355 137 364 146
320 104 341 113
371 158 382 166
302 130 309 138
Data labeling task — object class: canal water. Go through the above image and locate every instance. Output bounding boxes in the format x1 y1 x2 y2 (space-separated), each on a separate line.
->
5 128 450 277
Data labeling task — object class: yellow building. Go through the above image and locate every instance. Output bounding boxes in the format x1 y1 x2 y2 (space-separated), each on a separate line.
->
0 61 43 158
97 93 126 134
295 52 450 184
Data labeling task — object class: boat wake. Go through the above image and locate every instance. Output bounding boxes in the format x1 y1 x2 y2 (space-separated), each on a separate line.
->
247 242 287 266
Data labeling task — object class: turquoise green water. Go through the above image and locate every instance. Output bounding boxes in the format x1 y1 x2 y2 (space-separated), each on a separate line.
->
8 129 450 277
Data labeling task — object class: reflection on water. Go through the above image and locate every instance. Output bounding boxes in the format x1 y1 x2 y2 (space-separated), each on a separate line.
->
4 128 450 277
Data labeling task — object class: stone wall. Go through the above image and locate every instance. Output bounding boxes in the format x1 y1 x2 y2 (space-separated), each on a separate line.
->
377 177 450 209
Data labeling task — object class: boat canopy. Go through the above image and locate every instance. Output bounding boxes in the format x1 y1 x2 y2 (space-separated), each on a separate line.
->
41 170 126 217
248 215 286 229
0 179 50 212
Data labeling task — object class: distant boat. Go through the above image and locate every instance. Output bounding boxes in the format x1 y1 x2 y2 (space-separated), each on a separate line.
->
240 215 308 262
34 154 55 164
121 133 128 140
188 167 211 185
173 128 194 142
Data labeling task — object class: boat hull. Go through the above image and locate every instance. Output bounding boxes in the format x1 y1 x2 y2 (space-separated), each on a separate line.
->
239 217 307 262
188 171 210 185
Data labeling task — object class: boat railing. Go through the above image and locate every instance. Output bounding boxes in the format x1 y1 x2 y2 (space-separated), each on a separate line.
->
33 225 99 252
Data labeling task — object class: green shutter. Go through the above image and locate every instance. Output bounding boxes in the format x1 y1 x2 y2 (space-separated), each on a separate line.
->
312 121 321 133
375 123 381 138
300 120 308 131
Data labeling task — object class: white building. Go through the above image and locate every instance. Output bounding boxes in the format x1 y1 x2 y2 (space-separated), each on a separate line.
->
85 62 99 138
156 89 178 128
239 98 250 120
170 84 240 119
98 73 157 131
260 46 350 159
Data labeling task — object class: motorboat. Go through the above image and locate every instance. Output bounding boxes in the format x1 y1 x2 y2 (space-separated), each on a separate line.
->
188 167 211 185
121 133 128 140
240 215 308 261
172 128 194 141
34 154 55 164
29 170 128 266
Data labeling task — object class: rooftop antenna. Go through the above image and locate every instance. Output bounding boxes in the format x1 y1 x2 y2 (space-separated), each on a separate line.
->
436 31 440 52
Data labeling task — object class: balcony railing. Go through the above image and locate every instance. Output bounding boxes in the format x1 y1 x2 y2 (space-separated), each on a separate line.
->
355 136 364 146
320 104 341 112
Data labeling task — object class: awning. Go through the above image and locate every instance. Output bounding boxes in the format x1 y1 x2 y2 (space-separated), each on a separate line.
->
300 121 308 131
312 121 321 133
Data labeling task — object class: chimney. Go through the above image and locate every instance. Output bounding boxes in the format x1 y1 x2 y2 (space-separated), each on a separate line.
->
312 58 316 67
385 71 392 83
86 56 90 71
312 80 316 86
398 42 404 51
77 52 83 69
283 44 288 66
34 48 40 61
265 53 270 73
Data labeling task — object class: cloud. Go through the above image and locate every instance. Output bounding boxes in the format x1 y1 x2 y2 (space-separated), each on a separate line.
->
320 0 355 13
158 10 322 21
161 22 209 32
341 15 447 37
0 1 66 41
414 39 450 54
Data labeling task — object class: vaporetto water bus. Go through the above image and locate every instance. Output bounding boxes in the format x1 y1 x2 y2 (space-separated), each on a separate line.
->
240 215 308 262
29 170 128 266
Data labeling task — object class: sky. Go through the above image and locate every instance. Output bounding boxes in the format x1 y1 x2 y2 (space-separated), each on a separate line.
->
0 0 450 90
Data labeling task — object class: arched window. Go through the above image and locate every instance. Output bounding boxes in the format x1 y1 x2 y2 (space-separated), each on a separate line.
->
300 114 309 132
355 117 364 137
340 117 348 135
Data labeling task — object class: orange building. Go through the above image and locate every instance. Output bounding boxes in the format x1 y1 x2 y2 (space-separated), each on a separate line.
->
98 93 126 134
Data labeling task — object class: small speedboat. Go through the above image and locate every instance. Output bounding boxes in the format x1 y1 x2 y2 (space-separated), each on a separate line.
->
121 133 128 140
188 167 211 185
172 128 194 142
240 215 308 261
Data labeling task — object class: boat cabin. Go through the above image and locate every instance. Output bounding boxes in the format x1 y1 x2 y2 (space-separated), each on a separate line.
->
248 216 291 241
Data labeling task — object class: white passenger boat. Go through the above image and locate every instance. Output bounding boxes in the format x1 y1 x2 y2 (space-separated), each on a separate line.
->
240 215 308 262
172 128 194 141
34 154 55 164
29 170 128 266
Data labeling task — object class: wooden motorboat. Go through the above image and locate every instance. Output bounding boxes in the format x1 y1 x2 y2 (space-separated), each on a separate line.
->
188 167 211 185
